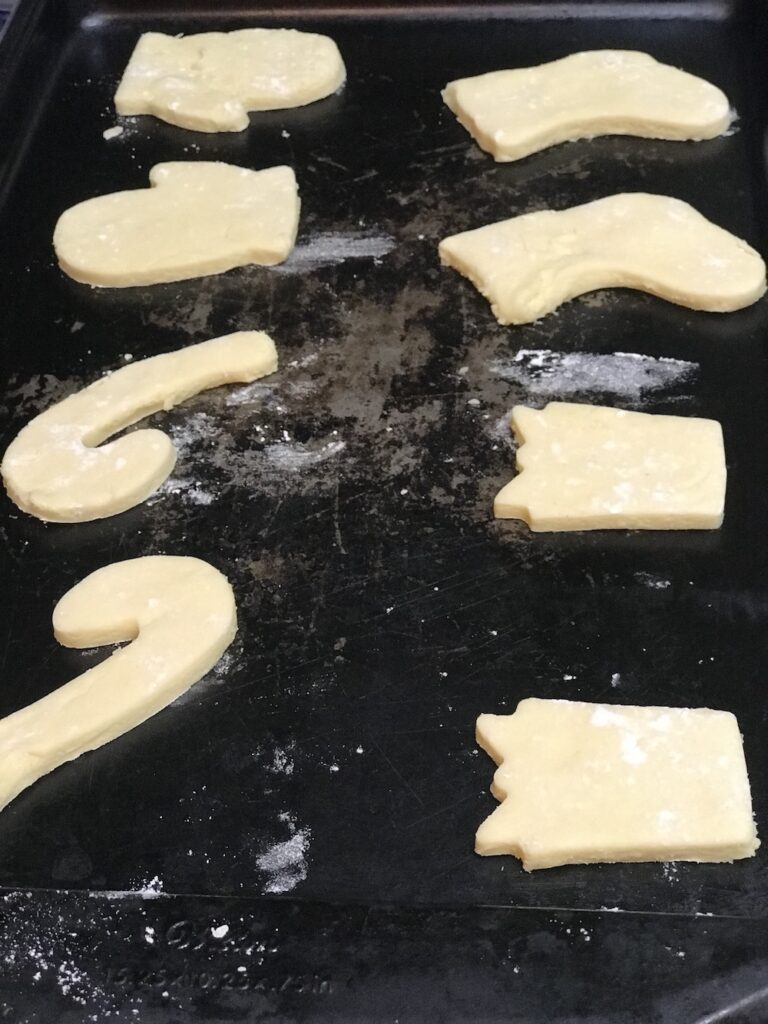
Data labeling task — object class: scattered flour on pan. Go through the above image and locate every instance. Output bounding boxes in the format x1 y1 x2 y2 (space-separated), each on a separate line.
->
286 352 320 370
269 743 295 776
170 645 240 708
0 889 147 1014
92 875 166 900
152 474 217 507
257 814 310 895
144 411 346 506
489 349 697 402
165 411 219 454
225 381 277 406
275 231 395 273
263 439 345 472
491 411 516 447
635 572 672 590
662 862 680 883
225 375 316 409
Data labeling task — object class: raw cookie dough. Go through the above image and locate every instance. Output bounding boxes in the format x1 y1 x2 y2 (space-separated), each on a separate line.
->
53 162 300 287
476 698 759 870
438 193 766 325
494 402 726 531
0 556 237 816
1 331 277 523
442 50 731 162
115 28 346 132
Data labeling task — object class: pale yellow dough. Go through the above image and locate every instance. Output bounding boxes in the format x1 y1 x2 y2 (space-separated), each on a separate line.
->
53 162 300 287
0 556 237 816
494 403 726 531
115 29 346 132
438 193 766 325
476 698 759 870
1 331 277 523
442 50 731 162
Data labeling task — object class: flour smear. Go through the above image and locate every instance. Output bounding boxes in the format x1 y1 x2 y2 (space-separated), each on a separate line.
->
490 349 697 403
257 814 310 895
275 231 395 273
146 409 346 509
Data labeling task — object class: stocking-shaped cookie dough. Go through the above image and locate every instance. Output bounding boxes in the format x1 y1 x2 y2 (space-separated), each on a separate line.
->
439 193 766 324
443 51 731 162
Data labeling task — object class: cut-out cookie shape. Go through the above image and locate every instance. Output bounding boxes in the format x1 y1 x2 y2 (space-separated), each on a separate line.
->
1 331 277 523
0 556 236 816
438 193 766 325
494 402 726 531
442 50 731 163
115 29 346 132
53 162 300 287
476 698 759 870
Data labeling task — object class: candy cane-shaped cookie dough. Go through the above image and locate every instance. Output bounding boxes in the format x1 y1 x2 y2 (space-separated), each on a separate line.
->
0 556 236 815
1 330 277 522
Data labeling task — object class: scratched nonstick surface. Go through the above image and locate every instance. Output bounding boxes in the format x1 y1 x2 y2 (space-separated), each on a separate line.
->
0 0 768 924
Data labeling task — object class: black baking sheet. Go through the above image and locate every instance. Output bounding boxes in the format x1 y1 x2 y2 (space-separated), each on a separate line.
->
1 0 768 1016
3 889 768 1022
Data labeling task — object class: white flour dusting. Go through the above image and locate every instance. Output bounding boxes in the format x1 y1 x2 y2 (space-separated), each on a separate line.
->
225 381 277 406
166 411 218 454
275 231 395 273
56 960 88 999
491 411 515 446
662 862 680 882
270 745 295 776
257 815 310 895
170 646 239 708
92 876 165 900
490 349 697 402
263 439 345 472
210 649 235 679
635 572 672 590
0 890 147 1014
151 474 217 507
146 412 345 503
